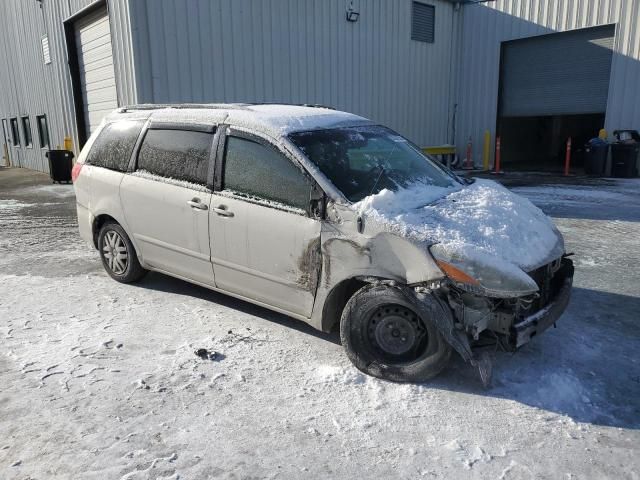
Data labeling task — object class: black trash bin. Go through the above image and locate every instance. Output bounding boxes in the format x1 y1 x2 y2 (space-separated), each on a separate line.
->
46 150 74 183
584 139 609 176
611 130 640 178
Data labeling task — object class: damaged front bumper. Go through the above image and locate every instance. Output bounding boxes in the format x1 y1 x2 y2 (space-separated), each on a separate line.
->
425 257 574 387
510 258 574 349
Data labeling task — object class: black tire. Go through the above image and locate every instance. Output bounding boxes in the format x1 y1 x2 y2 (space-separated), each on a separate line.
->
340 284 452 382
98 222 147 283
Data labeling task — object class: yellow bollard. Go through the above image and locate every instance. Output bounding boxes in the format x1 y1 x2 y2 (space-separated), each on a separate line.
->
63 136 73 152
483 130 491 171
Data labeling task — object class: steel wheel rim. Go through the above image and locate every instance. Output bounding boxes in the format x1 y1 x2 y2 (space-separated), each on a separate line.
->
102 230 128 275
367 304 428 363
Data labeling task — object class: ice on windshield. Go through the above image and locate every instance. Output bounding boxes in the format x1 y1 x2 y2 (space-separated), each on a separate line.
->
289 126 459 202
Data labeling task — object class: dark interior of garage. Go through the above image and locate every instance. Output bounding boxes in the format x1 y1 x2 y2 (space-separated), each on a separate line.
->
496 24 615 172
498 113 606 172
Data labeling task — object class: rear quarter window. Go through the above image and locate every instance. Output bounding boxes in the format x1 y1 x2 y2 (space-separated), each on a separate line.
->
86 120 144 171
136 129 213 186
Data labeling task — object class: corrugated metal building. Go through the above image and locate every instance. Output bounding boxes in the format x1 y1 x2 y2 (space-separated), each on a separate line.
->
0 0 458 173
0 0 137 172
1 0 639 174
456 0 640 170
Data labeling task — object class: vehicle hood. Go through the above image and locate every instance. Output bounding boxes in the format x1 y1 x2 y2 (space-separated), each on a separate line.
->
352 179 565 296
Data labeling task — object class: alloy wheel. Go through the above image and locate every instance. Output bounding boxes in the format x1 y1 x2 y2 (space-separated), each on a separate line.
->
102 230 128 275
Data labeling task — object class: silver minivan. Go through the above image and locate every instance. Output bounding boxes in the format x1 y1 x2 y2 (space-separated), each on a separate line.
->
73 104 573 383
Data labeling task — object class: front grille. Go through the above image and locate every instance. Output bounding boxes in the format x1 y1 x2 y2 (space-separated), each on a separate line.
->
527 258 562 310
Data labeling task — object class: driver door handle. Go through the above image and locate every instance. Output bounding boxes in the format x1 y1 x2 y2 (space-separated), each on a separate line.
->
187 198 208 210
213 205 234 217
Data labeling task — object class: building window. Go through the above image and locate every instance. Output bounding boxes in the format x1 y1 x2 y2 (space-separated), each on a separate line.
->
411 2 435 43
22 116 33 148
36 115 50 149
10 118 20 146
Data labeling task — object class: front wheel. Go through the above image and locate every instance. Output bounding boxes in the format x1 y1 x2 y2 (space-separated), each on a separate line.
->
98 222 147 283
340 284 452 382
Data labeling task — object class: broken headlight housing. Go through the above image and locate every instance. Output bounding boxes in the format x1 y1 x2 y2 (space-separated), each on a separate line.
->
429 244 539 298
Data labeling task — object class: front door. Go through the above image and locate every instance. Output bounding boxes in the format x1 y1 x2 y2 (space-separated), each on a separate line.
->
209 131 322 318
120 127 216 286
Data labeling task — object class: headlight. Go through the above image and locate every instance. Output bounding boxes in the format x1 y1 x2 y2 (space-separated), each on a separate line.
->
430 244 539 298
435 260 479 286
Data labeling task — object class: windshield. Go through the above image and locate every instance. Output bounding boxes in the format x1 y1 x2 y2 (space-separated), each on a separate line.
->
289 125 460 202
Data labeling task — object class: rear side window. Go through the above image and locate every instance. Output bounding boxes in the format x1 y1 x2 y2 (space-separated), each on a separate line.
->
223 136 311 210
86 120 144 171
137 129 213 186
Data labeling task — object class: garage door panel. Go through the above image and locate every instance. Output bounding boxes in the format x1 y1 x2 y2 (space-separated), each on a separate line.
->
81 85 118 105
75 7 118 137
87 110 117 132
87 104 118 119
86 105 118 119
78 41 112 64
80 56 116 76
80 64 116 85
86 101 119 115
78 43 113 64
77 36 111 57
81 77 117 92
500 25 615 117
76 17 110 42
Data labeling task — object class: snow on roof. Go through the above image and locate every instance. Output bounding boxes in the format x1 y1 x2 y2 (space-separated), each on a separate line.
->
227 104 372 137
107 104 372 139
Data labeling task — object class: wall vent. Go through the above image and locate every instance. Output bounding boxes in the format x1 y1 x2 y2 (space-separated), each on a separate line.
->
41 35 51 64
411 2 435 43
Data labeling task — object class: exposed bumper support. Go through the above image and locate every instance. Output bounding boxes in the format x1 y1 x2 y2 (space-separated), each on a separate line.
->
511 259 574 349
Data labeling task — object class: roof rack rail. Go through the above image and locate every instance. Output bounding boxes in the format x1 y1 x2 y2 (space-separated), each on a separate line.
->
118 102 336 113
239 102 336 110
299 103 335 110
118 103 247 112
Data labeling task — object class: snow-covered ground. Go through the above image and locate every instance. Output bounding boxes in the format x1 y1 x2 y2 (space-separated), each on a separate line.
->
1 171 639 479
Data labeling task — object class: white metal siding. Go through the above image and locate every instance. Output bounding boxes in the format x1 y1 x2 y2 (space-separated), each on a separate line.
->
456 0 640 163
75 8 118 135
129 0 457 148
0 0 137 173
500 25 615 117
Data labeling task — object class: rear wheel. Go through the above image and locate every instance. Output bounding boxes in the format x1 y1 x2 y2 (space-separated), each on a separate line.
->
340 284 452 382
98 222 147 283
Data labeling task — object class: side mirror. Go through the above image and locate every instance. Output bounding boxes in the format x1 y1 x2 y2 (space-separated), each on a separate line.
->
309 183 326 219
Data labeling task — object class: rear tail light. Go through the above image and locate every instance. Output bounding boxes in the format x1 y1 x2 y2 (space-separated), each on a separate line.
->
71 162 83 183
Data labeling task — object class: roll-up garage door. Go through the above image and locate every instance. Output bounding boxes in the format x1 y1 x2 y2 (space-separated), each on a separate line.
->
499 25 615 117
75 7 118 136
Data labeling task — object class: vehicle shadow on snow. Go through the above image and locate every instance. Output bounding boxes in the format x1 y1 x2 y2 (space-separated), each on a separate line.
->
431 287 640 430
534 203 640 222
135 271 341 345
134 275 639 429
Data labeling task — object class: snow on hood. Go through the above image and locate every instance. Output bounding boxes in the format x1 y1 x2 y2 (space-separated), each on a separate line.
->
353 179 564 285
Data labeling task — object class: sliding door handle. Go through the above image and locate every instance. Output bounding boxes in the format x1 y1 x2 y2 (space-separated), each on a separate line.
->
187 198 208 210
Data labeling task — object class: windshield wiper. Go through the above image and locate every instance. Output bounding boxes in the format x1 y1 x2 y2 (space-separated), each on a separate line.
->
367 165 386 198
366 141 400 197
